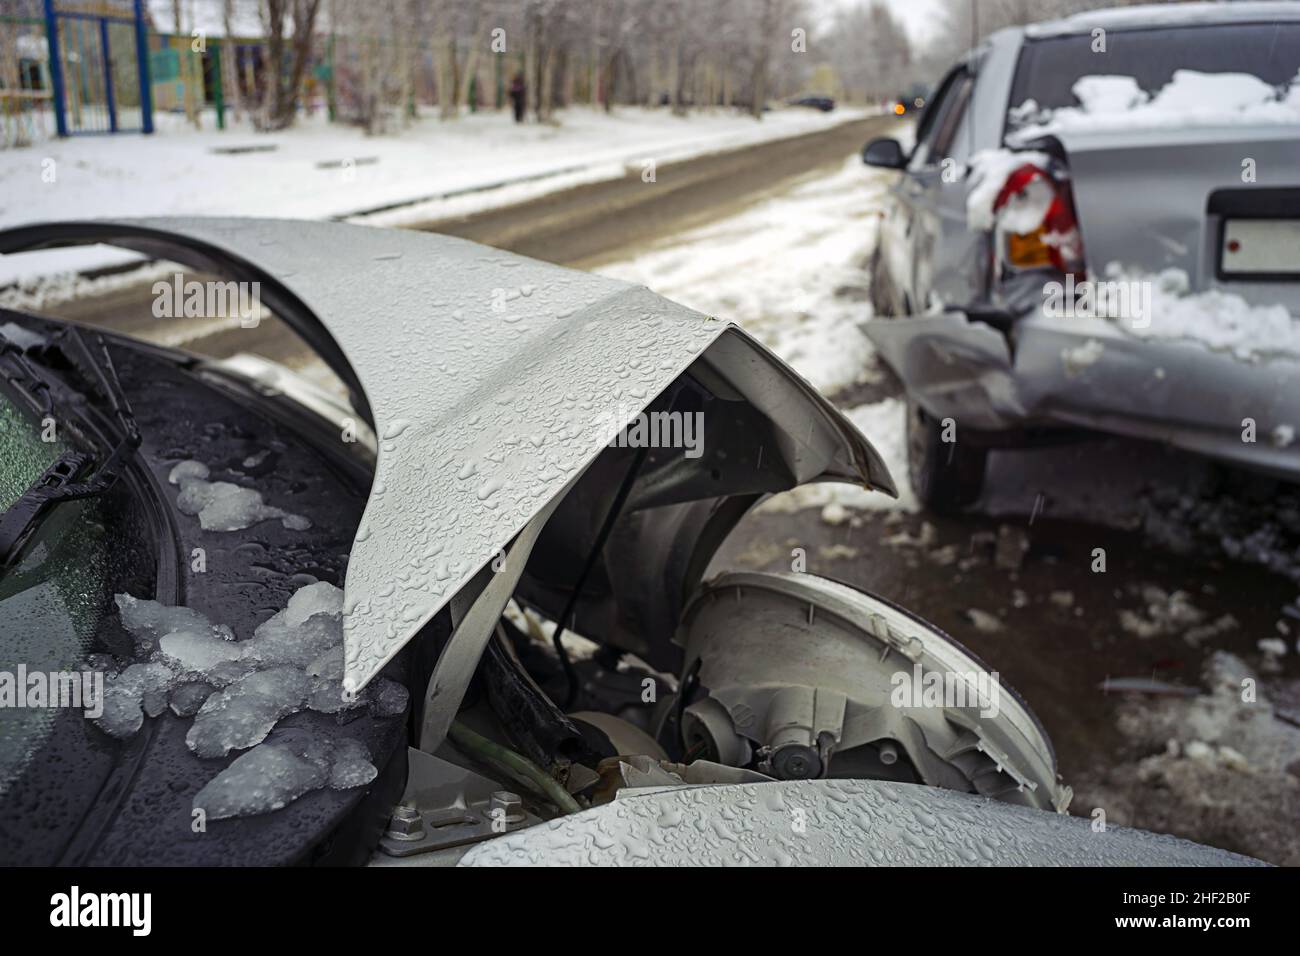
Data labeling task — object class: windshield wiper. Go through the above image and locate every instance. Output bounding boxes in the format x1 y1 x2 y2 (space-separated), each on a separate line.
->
0 326 142 570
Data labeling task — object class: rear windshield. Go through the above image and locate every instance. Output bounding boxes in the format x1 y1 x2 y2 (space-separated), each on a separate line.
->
1010 23 1300 112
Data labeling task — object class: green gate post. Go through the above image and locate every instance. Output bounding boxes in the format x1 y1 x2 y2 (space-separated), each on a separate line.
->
326 34 336 123
212 43 224 129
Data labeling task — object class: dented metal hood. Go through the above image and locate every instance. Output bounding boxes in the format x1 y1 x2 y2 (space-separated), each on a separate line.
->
0 218 894 691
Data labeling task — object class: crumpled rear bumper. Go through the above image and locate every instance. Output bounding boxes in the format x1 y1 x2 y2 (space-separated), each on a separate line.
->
865 309 1300 478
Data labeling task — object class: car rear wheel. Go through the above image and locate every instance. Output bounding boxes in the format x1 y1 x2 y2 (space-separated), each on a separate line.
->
906 395 987 513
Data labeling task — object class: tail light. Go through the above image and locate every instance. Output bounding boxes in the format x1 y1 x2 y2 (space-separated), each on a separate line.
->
992 163 1085 277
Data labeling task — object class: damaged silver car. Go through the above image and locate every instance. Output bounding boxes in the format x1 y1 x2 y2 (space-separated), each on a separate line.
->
862 1 1300 511
0 218 1258 866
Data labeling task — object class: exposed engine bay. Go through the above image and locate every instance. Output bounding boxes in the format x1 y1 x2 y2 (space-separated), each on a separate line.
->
378 372 1070 863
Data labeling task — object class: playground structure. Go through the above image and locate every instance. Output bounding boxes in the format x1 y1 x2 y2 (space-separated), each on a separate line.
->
2 1 375 146
1 3 612 149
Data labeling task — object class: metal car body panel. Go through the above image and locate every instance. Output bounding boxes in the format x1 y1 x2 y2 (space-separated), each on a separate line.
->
456 776 1263 866
0 218 896 694
1024 0 1300 38
1009 125 1300 305
866 308 1300 477
867 2 1300 478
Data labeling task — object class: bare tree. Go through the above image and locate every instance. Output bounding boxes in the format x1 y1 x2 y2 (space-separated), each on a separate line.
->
221 0 247 123
823 1 913 104
259 0 323 130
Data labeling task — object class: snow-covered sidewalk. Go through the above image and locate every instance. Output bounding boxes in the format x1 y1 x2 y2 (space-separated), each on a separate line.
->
0 105 870 286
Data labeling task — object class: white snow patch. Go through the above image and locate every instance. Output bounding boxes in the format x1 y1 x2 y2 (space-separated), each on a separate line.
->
1061 338 1105 377
1105 266 1300 362
1012 69 1300 137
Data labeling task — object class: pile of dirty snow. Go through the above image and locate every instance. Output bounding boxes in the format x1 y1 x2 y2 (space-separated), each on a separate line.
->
1073 651 1300 866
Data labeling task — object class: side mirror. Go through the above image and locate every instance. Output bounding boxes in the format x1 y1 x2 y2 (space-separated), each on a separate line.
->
862 138 907 169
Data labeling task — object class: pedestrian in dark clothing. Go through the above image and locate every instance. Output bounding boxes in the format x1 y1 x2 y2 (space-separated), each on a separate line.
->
508 73 527 123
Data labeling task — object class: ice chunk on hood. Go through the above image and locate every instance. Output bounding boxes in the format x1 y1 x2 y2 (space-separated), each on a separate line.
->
284 581 344 626
192 728 376 820
157 629 246 674
243 602 343 669
95 662 180 738
168 458 311 532
186 666 312 758
106 582 401 773
328 738 378 790
113 593 233 657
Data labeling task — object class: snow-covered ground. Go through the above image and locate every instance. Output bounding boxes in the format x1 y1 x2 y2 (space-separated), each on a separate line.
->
0 105 870 287
598 152 915 512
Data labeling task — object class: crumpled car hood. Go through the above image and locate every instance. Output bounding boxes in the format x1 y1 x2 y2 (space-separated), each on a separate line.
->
0 218 894 691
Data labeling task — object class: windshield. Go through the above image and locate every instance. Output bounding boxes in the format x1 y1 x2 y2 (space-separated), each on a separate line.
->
1010 23 1300 114
0 383 156 797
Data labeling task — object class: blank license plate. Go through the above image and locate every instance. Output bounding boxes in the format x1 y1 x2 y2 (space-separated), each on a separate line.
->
1221 219 1300 277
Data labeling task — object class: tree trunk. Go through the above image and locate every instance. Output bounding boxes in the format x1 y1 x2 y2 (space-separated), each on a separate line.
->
278 1 320 127
221 1 245 123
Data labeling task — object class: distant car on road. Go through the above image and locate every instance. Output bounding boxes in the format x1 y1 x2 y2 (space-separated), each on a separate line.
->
891 84 929 116
789 94 836 112
862 1 1300 512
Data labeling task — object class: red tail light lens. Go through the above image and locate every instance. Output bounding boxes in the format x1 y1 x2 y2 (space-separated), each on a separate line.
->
992 162 1085 277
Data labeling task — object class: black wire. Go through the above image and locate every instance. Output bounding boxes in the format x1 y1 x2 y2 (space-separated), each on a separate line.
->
552 445 648 710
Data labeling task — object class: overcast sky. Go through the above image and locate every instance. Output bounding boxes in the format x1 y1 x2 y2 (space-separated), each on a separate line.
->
818 0 950 48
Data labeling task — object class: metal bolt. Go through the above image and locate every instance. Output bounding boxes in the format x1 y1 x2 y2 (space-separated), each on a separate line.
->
489 790 525 826
385 803 425 840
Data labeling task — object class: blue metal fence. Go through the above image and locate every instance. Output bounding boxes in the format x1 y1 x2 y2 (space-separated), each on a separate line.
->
42 0 151 136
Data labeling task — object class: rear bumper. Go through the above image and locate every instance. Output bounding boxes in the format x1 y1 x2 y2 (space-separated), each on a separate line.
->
864 309 1300 480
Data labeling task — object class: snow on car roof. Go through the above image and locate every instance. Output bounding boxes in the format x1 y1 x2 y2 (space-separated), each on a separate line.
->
1025 1 1300 38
